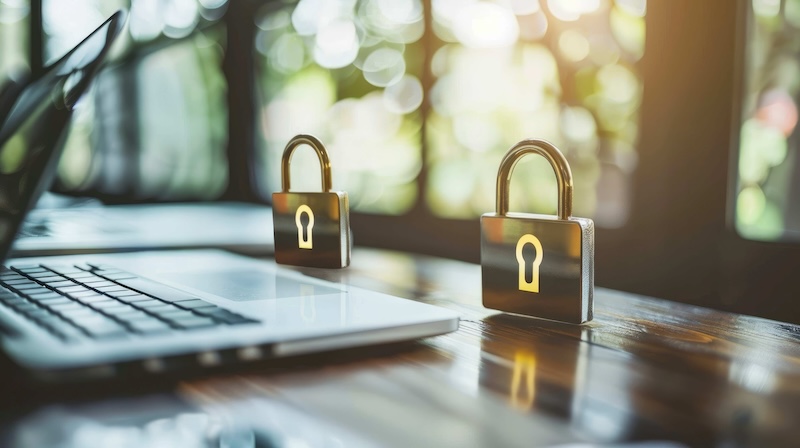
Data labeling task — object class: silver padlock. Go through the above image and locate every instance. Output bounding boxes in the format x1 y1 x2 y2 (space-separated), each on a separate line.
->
272 134 350 268
481 139 594 324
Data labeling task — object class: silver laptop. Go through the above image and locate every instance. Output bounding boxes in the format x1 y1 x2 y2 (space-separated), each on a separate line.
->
13 199 275 256
0 11 459 381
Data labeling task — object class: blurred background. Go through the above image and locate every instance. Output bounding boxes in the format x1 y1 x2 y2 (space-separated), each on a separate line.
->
1 0 799 323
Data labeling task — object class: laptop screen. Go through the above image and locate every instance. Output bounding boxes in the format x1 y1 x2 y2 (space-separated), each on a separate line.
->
0 11 124 261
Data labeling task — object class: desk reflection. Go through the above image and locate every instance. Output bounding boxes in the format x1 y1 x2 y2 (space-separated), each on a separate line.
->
2 392 374 448
480 314 691 445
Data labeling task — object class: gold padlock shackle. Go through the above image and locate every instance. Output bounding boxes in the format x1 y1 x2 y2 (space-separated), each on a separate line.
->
281 134 332 192
496 139 573 220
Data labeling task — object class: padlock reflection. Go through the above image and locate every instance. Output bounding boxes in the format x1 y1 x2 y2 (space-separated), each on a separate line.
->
479 314 591 421
510 351 537 410
272 134 351 268
481 139 594 324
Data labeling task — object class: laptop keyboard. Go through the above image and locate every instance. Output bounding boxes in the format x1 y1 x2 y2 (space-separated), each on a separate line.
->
0 263 259 342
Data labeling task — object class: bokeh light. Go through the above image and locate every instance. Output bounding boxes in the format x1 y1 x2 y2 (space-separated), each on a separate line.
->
426 0 645 223
256 0 423 214
0 0 29 78
736 2 800 240
256 0 645 223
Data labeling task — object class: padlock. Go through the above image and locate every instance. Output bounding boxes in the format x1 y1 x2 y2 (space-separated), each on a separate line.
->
481 139 594 324
272 134 350 268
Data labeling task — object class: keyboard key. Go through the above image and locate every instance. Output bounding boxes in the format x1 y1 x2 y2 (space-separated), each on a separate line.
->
82 280 115 287
58 307 100 319
17 266 46 274
25 308 53 320
70 314 118 327
153 308 194 318
49 302 85 312
69 290 102 298
143 305 184 316
46 281 75 288
47 266 86 275
135 299 169 308
171 316 216 329
51 326 85 342
28 275 63 282
14 303 41 314
99 272 137 281
38 298 73 306
115 294 150 303
175 299 214 310
128 319 171 333
60 286 91 294
26 291 63 300
14 285 52 296
95 285 128 293
21 270 59 279
84 322 128 339
0 295 25 306
100 304 138 314
90 300 125 309
112 309 152 321
73 294 111 304
192 305 222 315
3 278 37 286
109 290 144 298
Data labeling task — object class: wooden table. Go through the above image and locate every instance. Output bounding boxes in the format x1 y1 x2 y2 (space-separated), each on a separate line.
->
1 248 799 447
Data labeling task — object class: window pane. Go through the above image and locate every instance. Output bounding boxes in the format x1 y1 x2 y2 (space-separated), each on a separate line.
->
426 0 645 225
47 0 230 200
42 0 128 63
255 0 424 215
735 0 800 241
0 0 29 77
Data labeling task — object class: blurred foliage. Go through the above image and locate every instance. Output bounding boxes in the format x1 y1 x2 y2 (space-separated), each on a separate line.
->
736 0 800 240
427 0 644 225
255 0 425 215
0 0 29 78
43 0 230 201
257 0 645 225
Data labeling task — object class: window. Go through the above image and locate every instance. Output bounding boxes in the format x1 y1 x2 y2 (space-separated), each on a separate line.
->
0 0 29 78
41 0 231 201
255 0 646 226
255 0 425 215
735 0 800 241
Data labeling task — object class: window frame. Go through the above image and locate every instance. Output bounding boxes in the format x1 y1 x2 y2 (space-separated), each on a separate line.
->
22 0 800 324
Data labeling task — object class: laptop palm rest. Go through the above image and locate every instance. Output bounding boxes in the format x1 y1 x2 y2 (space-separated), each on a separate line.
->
157 269 344 302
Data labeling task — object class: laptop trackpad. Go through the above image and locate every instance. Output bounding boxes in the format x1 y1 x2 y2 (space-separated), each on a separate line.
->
161 269 343 302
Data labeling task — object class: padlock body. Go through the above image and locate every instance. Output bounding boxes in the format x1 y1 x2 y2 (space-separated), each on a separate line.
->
272 191 350 268
481 212 594 324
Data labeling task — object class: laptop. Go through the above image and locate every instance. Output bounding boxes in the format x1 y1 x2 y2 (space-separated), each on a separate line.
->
13 199 275 256
0 11 459 381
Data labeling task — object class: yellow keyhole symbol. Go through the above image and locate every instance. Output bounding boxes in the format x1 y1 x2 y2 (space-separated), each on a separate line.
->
510 352 536 410
295 204 314 249
516 234 543 293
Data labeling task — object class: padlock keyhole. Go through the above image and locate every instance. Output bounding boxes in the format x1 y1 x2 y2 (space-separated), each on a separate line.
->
521 243 537 284
295 204 315 249
515 234 543 293
300 212 310 240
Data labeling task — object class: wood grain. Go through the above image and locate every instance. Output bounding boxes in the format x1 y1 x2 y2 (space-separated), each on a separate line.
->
2 248 798 447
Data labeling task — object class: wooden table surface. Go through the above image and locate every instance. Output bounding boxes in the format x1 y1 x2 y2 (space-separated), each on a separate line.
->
1 248 799 447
